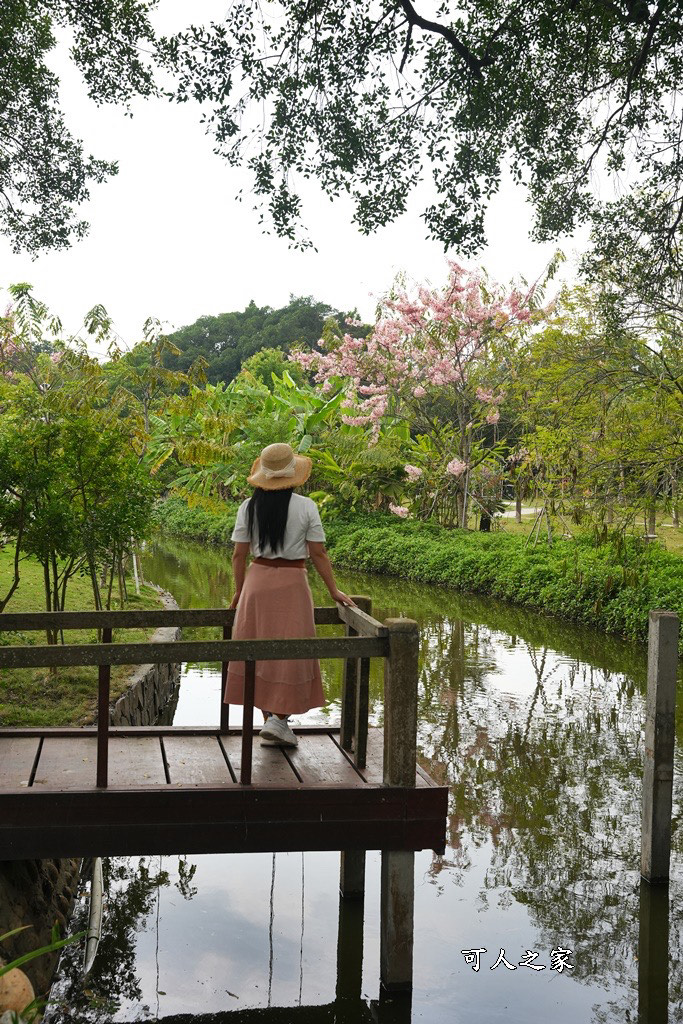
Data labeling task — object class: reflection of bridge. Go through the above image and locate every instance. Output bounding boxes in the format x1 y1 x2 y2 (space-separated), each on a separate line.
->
132 882 410 1024
0 601 447 994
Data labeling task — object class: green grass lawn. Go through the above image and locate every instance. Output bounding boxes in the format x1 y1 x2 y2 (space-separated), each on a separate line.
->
496 505 683 555
0 547 165 726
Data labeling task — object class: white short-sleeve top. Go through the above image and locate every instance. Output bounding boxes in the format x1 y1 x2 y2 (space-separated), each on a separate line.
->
231 492 326 559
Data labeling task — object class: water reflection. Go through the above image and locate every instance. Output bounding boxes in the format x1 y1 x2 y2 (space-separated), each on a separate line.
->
44 536 683 1022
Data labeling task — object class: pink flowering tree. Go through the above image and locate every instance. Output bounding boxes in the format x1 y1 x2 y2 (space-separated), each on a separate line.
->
292 262 547 526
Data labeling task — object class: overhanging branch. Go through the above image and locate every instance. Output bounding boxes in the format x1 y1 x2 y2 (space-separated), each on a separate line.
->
397 0 484 80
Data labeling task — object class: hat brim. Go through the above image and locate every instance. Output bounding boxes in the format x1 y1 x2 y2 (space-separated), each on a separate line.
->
247 454 312 491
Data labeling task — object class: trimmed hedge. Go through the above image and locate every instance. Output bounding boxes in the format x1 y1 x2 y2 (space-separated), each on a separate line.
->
151 497 238 545
324 514 683 647
152 498 683 649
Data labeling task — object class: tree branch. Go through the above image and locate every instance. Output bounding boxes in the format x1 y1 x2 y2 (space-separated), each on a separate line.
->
397 0 484 80
399 21 413 75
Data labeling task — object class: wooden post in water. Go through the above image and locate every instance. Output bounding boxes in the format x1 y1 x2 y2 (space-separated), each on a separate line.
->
96 627 112 789
642 609 679 883
380 617 419 994
335 892 365 1008
638 879 669 1024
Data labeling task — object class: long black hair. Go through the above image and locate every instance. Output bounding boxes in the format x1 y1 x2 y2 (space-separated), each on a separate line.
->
247 487 294 554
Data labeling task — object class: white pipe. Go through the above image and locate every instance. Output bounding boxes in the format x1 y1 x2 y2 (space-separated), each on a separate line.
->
83 858 104 976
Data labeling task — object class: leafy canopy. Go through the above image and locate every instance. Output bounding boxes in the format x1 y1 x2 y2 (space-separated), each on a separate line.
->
0 0 157 252
4 0 682 293
162 0 683 275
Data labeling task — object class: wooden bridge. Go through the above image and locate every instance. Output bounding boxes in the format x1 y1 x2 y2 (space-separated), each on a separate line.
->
0 598 447 992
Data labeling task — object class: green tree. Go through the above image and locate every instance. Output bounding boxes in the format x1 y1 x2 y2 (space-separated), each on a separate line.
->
239 346 305 388
0 288 157 628
163 0 683 279
161 296 368 385
1 1 157 252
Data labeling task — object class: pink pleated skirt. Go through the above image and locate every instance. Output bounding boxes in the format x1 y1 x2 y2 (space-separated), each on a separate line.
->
224 562 324 715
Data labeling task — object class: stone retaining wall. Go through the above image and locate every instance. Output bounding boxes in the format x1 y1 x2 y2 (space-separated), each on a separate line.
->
0 858 80 998
110 588 182 726
0 587 183 1000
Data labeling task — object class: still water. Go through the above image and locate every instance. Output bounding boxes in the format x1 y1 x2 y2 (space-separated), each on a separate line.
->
47 536 683 1023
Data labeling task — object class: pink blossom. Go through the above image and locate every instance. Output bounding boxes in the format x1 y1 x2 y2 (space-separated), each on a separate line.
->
389 503 410 518
446 459 468 477
476 387 494 403
404 465 423 480
486 410 500 425
413 385 426 398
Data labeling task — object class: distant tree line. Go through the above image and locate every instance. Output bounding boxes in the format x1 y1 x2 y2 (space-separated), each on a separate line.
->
159 295 369 385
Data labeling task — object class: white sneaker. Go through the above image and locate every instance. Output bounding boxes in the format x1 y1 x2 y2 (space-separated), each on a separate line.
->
259 716 298 747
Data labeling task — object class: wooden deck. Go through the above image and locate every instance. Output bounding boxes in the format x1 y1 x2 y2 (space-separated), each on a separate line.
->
0 725 447 860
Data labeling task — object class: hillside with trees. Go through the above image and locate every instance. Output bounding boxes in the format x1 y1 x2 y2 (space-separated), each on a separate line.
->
160 295 369 384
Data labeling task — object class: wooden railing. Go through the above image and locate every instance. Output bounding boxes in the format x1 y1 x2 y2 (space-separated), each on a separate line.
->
0 600 419 789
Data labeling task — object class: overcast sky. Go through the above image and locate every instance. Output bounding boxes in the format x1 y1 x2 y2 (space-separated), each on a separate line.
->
0 2 588 353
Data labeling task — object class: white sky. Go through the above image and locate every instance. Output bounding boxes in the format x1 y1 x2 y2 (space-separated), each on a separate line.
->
0 2 588 352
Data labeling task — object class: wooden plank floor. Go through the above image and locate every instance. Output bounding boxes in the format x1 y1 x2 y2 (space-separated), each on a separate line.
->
0 727 448 859
0 728 434 791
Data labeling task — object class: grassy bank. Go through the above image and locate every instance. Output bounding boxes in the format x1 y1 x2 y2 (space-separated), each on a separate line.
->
153 497 683 650
0 547 165 726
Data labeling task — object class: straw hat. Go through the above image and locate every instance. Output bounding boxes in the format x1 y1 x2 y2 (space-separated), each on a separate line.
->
247 442 312 491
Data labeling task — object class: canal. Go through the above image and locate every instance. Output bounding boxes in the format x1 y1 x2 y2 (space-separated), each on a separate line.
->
46 535 683 1022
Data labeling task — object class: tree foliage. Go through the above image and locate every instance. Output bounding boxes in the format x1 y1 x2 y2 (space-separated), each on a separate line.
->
161 295 368 385
5 0 682 297
0 288 156 627
162 0 683 277
0 1 158 252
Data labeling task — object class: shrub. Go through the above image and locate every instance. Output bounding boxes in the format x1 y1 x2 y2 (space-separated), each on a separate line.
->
152 499 683 649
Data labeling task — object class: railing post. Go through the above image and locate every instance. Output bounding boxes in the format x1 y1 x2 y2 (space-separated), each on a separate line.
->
340 596 372 901
380 617 419 994
642 609 679 883
240 660 255 785
353 596 372 770
382 619 419 788
220 616 232 734
340 612 359 753
96 626 112 789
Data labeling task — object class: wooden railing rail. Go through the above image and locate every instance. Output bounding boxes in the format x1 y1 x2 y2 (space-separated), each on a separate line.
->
0 636 388 669
0 598 395 790
0 607 338 630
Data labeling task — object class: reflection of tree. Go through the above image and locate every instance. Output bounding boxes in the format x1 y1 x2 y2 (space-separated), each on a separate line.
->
140 535 683 1017
411 608 683 1010
50 856 185 1022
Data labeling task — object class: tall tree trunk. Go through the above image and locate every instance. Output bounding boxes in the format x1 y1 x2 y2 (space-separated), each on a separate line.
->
87 551 102 611
515 489 522 524
106 559 116 611
117 553 125 609
647 504 656 536
51 552 65 644
672 477 679 527
43 561 53 645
